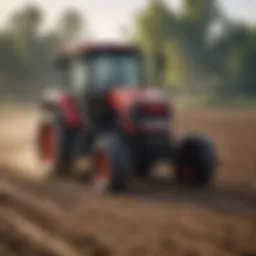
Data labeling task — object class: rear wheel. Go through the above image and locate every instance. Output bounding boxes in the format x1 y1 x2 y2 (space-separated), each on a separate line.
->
92 133 131 193
174 134 217 186
37 111 77 177
135 162 149 179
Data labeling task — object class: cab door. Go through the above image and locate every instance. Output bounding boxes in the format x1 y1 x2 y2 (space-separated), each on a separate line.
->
69 57 91 127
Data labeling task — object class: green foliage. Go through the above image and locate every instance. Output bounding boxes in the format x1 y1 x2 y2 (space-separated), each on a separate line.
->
0 5 85 102
164 41 187 88
132 0 176 84
0 1 255 105
131 0 256 99
56 8 85 46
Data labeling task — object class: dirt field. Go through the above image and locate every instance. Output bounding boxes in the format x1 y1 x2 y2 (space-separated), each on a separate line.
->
0 108 256 256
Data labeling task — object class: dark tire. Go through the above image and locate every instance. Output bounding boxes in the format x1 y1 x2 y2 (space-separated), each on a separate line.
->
174 134 217 186
37 111 78 177
135 162 149 179
92 133 131 193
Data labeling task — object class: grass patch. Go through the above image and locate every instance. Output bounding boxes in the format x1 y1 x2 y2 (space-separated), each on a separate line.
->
174 95 256 110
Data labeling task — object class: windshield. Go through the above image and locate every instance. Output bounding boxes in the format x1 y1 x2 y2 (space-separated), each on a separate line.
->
90 52 142 91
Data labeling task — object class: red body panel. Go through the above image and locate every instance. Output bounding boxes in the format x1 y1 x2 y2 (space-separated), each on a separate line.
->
42 87 170 132
106 87 171 134
106 87 169 110
58 93 81 127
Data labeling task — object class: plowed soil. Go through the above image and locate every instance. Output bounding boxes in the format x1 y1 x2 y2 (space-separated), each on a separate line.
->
0 108 256 256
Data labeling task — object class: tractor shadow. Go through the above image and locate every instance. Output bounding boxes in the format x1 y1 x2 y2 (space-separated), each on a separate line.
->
123 178 256 214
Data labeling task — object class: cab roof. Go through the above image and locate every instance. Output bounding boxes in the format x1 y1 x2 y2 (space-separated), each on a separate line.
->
61 42 139 56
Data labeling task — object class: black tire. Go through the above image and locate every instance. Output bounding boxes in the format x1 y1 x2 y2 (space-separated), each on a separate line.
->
174 134 217 186
37 111 78 177
92 133 131 193
135 162 149 179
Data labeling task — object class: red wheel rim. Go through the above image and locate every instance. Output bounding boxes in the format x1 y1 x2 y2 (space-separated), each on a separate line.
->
39 124 57 163
93 150 110 180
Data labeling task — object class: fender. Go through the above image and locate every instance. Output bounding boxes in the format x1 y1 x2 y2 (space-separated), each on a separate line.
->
58 93 81 127
41 90 81 128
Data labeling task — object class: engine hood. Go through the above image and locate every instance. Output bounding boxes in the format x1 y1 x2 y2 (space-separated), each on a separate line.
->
106 87 170 112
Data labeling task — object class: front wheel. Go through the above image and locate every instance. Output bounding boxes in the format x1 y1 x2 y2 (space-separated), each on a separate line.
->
174 134 217 186
37 111 78 177
92 133 131 193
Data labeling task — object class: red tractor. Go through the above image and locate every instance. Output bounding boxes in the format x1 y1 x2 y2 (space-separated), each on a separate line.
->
37 43 217 192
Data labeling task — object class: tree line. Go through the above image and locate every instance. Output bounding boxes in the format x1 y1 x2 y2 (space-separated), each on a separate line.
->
131 0 256 98
0 5 85 101
0 0 255 103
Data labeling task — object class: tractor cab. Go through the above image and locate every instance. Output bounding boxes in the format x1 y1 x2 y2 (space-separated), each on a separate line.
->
56 43 146 128
58 44 144 89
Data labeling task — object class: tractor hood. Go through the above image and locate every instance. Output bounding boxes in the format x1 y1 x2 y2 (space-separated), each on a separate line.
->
106 87 170 112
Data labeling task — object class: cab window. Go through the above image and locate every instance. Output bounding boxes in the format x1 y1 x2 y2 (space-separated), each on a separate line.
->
70 58 89 92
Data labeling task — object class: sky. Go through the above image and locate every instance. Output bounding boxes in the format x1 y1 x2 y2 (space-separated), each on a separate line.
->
0 0 255 40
